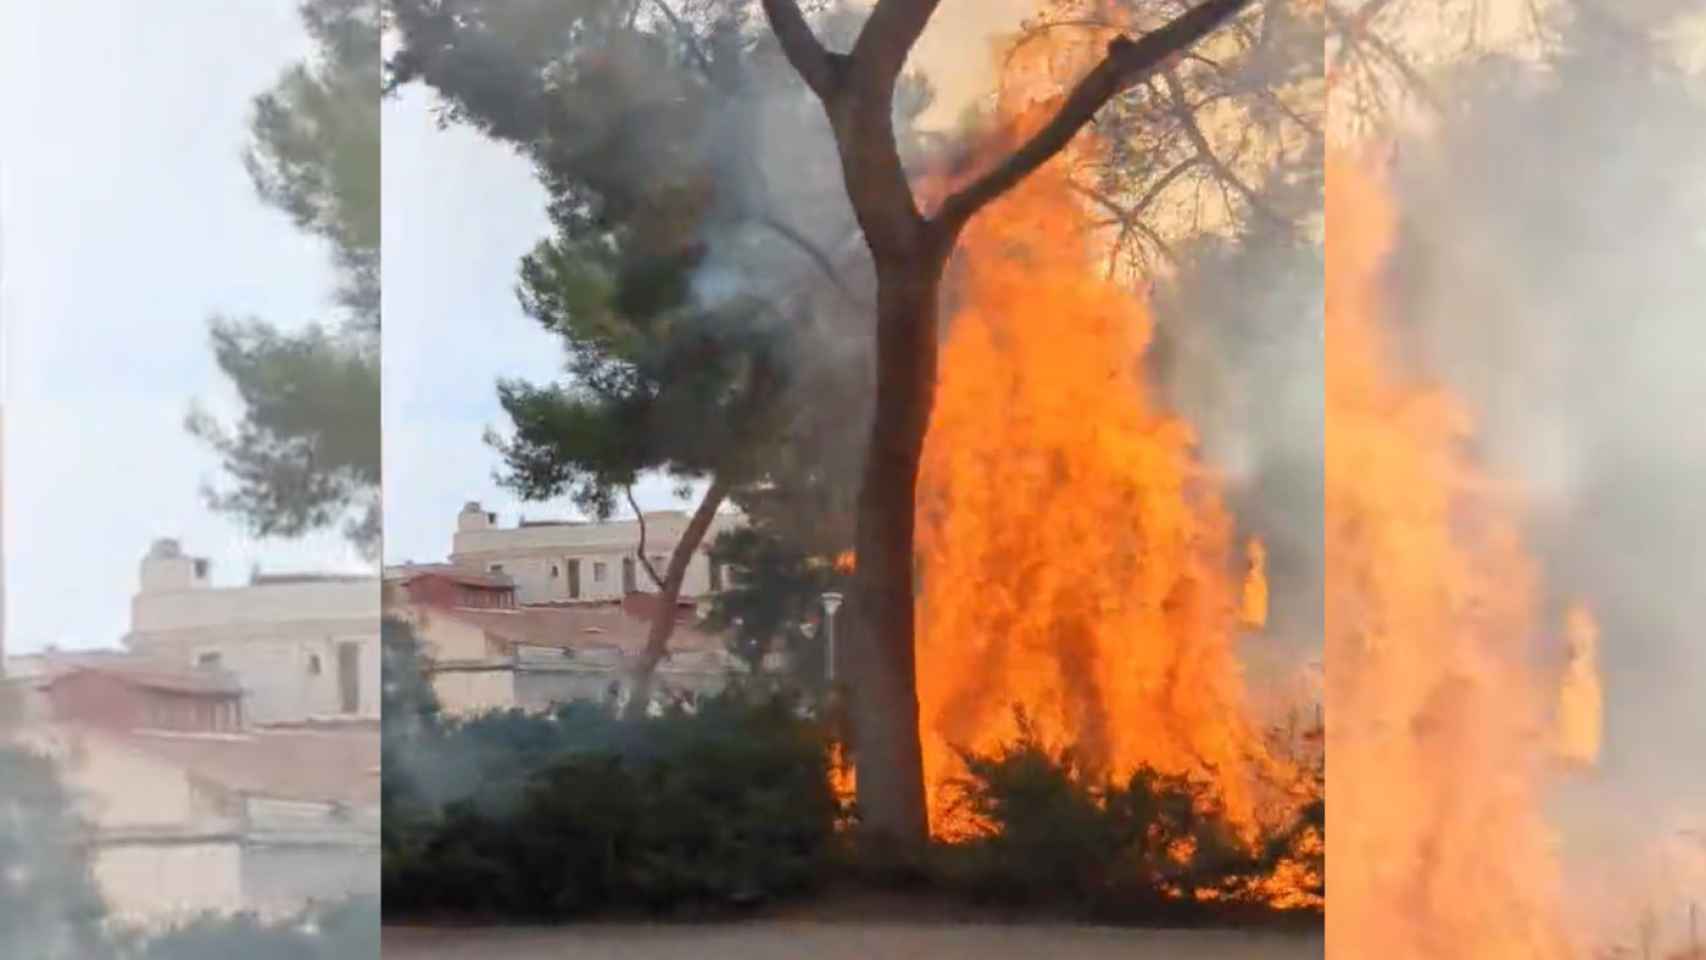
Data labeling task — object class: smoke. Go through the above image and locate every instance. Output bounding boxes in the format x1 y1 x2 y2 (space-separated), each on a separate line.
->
1151 223 1325 706
1386 2 1706 944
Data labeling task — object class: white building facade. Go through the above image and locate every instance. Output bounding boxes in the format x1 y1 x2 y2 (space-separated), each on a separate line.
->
124 539 381 725
446 501 742 606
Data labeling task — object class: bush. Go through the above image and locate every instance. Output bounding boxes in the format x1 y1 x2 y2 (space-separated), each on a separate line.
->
383 690 842 919
936 709 1317 923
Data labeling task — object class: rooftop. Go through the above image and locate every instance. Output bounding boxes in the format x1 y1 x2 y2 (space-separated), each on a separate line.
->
248 572 375 587
104 726 381 807
421 596 726 660
41 658 242 697
385 563 515 590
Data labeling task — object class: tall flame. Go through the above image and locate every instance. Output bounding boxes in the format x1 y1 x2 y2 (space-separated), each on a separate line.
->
1555 604 1602 769
1326 149 1589 958
915 159 1282 838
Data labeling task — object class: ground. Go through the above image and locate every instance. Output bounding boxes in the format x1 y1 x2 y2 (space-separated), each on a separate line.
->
383 923 1324 959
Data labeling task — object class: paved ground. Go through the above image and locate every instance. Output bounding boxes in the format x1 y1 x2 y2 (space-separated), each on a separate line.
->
384 923 1323 959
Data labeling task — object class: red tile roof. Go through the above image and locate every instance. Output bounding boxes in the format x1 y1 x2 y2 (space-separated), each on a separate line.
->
44 660 242 697
389 563 516 590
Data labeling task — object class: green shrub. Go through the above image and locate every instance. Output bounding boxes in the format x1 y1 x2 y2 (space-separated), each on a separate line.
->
382 690 841 919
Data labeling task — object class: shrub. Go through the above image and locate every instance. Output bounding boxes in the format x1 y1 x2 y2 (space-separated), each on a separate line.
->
382 689 841 919
937 708 1314 922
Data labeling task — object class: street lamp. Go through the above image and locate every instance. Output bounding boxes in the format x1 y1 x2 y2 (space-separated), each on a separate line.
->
820 592 843 683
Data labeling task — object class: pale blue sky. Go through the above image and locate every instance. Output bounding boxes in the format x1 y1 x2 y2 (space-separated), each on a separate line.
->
0 3 367 652
0 3 698 653
379 83 691 569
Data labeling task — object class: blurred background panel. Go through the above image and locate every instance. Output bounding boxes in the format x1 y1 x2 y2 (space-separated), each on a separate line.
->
1 1 380 954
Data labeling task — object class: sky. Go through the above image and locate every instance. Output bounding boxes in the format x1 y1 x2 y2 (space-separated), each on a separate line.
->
0 0 1036 656
0 3 368 653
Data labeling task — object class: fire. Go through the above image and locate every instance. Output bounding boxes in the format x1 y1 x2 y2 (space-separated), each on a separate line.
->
915 155 1284 841
1555 604 1602 768
833 549 855 574
1241 539 1269 630
1325 149 1594 958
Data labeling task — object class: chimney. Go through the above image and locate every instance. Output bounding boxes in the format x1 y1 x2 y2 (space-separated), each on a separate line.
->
139 539 212 593
458 500 495 532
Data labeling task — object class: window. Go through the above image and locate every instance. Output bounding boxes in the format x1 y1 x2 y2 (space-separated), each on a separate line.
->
193 559 209 579
307 654 322 676
621 557 636 593
338 642 361 714
196 651 222 670
549 564 560 578
593 561 607 583
489 563 505 574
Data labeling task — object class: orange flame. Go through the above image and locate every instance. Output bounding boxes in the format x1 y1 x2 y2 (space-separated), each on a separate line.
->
1241 539 1270 630
914 155 1289 845
833 550 856 574
1556 604 1602 769
1326 148 1587 958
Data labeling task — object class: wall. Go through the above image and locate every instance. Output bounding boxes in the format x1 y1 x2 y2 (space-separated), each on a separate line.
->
432 667 516 715
53 731 201 830
36 730 247 929
131 578 377 636
407 609 494 663
129 577 381 725
241 842 378 919
94 841 245 929
450 513 742 604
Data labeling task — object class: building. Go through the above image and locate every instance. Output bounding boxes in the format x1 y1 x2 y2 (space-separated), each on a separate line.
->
21 723 379 927
383 563 517 610
40 660 244 733
389 573 740 716
125 539 381 725
386 504 756 716
0 537 388 924
446 501 742 606
10 655 379 928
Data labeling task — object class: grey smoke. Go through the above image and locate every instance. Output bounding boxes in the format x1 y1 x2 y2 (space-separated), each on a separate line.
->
1389 3 1706 942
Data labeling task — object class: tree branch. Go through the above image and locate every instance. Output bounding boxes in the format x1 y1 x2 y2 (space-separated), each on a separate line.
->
1071 180 1186 272
627 485 667 590
852 0 947 86
1326 1 1442 116
761 0 838 100
930 0 1255 236
1160 67 1283 225
651 0 713 76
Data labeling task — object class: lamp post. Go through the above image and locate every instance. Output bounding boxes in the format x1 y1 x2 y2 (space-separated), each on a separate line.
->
820 592 843 683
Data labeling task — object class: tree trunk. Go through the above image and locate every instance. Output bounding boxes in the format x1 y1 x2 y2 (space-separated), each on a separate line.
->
758 0 1256 848
843 260 944 845
623 474 733 720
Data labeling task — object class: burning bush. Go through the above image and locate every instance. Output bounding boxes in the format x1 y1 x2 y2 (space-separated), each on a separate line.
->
933 708 1322 923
